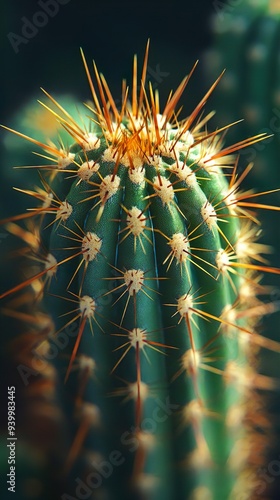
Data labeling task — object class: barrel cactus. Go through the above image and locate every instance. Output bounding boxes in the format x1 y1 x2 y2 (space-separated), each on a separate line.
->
1 42 280 500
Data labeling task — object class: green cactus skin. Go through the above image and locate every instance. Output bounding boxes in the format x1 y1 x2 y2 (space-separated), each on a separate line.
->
2 43 280 500
204 0 280 186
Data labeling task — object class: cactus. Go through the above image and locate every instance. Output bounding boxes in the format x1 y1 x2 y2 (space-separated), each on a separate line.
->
203 0 280 185
1 42 280 500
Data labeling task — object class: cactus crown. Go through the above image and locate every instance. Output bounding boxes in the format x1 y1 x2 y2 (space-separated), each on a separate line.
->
2 42 280 500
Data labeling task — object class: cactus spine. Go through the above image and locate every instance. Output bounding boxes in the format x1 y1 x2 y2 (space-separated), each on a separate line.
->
2 42 280 500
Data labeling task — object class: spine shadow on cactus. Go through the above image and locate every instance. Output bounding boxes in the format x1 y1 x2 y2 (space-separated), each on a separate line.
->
1 41 280 500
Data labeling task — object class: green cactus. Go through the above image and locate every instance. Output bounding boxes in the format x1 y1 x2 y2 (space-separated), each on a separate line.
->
204 0 280 186
1 43 280 500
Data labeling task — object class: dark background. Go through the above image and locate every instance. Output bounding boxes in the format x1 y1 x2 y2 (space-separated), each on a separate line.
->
0 0 213 114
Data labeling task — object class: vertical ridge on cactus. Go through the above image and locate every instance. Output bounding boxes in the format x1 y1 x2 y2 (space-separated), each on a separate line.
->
1 41 280 500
